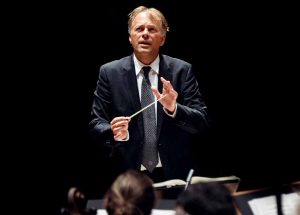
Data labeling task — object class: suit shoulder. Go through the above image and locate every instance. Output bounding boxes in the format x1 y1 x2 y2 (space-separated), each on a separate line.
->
101 56 131 69
161 54 191 67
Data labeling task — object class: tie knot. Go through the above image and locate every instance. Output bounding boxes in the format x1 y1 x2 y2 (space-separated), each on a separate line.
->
142 66 152 81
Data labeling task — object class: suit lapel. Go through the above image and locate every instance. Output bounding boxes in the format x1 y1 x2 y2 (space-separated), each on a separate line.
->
122 56 144 137
157 56 172 139
122 60 141 113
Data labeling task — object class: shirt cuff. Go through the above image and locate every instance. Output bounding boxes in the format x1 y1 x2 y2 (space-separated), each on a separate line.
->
163 104 177 118
115 132 130 141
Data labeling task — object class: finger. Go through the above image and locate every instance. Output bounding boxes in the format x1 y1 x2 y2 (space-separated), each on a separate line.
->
170 89 178 98
151 87 161 99
111 117 130 126
161 78 173 90
111 117 122 125
113 127 126 137
114 133 121 139
114 129 127 139
111 116 129 125
161 77 169 86
160 77 171 85
160 77 167 82
112 122 128 131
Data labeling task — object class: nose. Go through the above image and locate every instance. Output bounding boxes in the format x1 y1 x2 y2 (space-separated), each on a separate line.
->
142 28 149 37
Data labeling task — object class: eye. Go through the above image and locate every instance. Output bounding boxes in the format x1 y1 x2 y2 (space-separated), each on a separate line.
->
135 26 144 32
148 27 157 33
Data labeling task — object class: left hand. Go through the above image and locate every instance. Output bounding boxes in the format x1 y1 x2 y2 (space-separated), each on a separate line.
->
152 77 178 113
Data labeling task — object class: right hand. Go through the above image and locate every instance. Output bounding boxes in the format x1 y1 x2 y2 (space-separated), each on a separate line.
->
110 116 131 141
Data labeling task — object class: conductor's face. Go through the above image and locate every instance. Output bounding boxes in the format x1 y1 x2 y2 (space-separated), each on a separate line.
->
129 11 166 61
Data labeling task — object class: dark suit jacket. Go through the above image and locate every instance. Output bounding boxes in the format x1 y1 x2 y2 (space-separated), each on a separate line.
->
89 54 210 180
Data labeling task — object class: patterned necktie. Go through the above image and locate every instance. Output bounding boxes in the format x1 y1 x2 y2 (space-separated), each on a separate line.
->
141 66 158 172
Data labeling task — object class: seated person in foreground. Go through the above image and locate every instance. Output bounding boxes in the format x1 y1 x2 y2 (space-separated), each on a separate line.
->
103 169 155 215
175 182 237 215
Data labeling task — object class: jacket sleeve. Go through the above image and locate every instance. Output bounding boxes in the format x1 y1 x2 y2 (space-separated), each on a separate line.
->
88 66 115 146
171 65 210 134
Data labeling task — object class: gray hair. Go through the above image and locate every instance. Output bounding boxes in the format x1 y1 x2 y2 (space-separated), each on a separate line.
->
128 6 169 35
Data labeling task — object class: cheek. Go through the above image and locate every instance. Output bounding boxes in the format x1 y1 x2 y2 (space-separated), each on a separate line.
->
130 35 138 42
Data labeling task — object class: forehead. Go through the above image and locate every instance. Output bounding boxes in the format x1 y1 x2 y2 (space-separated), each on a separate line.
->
132 11 161 27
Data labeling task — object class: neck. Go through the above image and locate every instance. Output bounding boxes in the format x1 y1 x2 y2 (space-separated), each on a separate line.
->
135 52 158 65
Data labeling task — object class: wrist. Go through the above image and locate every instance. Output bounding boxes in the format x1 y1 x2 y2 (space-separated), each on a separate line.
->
166 104 176 113
163 104 177 118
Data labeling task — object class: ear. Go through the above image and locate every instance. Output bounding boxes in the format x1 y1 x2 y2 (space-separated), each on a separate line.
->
129 36 132 44
160 35 166 46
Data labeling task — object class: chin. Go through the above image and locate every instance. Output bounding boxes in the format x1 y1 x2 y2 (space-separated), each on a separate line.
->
138 45 152 51
138 49 152 54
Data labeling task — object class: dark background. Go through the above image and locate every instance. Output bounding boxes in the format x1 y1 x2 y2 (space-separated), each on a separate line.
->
10 0 298 213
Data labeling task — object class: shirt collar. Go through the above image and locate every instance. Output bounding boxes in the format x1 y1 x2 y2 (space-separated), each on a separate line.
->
133 54 160 76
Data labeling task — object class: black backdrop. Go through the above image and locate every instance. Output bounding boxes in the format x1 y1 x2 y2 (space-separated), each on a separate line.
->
11 0 299 213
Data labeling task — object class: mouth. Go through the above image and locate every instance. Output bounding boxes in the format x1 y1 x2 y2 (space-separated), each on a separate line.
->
139 41 151 46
